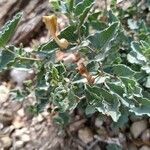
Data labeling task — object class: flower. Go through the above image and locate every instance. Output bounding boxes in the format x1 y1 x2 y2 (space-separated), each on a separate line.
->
43 15 69 49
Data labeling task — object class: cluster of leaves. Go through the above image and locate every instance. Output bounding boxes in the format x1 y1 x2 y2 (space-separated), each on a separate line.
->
0 0 150 129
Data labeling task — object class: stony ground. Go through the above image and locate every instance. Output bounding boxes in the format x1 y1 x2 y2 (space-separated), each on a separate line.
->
0 84 150 150
0 0 150 149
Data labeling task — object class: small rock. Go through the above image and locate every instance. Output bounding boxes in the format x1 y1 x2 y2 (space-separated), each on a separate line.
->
74 115 81 121
0 136 12 148
93 145 101 150
0 123 3 129
146 13 150 25
69 119 86 132
78 145 84 150
141 129 150 142
128 143 138 150
34 124 41 131
118 133 126 144
0 84 9 103
130 120 148 138
139 146 150 150
96 127 107 137
13 116 25 129
37 114 44 123
130 114 142 122
17 108 25 117
15 128 29 137
21 134 30 142
15 140 24 148
78 127 94 144
95 117 103 128
10 101 22 111
0 110 13 126
3 125 15 135
31 117 38 126
42 111 49 117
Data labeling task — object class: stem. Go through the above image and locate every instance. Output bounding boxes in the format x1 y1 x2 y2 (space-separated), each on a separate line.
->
3 46 40 61
69 0 74 12
18 56 40 61
104 0 107 13
3 46 16 55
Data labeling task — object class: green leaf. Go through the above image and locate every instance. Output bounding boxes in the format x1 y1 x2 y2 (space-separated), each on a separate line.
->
67 90 78 111
107 144 122 150
85 105 97 115
121 77 143 98
85 85 121 122
53 112 70 126
142 65 150 74
90 21 108 31
87 22 119 52
127 41 147 65
74 0 94 16
108 10 119 23
130 98 150 117
50 0 60 11
0 47 16 70
68 0 75 12
38 25 77 51
112 64 136 77
112 109 129 128
0 12 22 47
78 1 94 27
131 41 142 52
127 50 147 65
144 76 150 88
106 81 135 107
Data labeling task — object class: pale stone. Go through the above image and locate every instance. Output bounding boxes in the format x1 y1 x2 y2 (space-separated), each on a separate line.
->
95 117 103 128
0 84 9 103
15 140 24 148
0 123 3 129
128 143 138 150
21 134 30 142
96 127 107 136
1 136 12 148
139 146 150 150
13 116 25 129
15 128 29 137
17 108 25 117
141 129 150 142
37 114 44 123
130 120 148 138
78 127 94 144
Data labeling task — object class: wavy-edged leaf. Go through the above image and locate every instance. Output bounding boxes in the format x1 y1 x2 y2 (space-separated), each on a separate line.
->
74 0 94 16
121 77 143 98
112 64 136 77
0 12 22 47
85 85 121 122
78 1 94 27
38 25 77 51
87 22 119 52
0 46 16 71
108 10 119 23
144 75 150 88
127 41 147 65
130 98 150 116
106 81 135 108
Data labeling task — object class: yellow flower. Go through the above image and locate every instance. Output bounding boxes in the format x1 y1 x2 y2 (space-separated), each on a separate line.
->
43 15 69 49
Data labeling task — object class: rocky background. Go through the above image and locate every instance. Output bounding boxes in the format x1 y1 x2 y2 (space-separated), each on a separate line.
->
0 0 150 149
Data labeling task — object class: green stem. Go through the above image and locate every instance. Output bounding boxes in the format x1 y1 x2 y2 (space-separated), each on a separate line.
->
18 56 40 61
3 46 16 55
3 46 40 61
